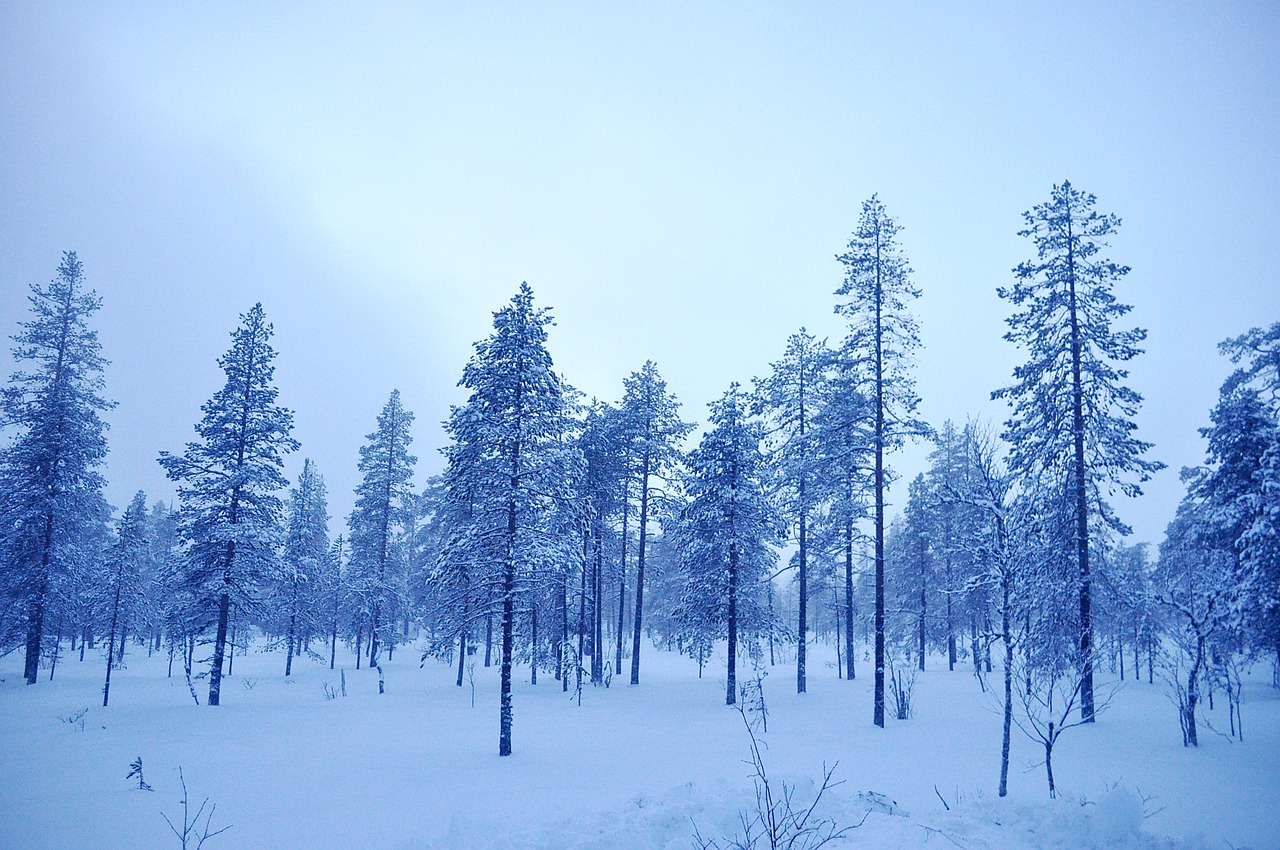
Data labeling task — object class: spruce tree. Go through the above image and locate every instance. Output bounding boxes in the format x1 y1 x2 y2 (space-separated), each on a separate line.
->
835 195 924 727
159 303 298 706
0 252 113 684
994 182 1161 722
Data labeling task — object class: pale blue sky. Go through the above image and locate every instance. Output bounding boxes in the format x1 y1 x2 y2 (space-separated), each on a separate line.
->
2 2 1277 546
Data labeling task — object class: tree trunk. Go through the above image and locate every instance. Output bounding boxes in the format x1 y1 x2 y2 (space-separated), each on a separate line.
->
726 539 739 706
285 612 296 676
208 589 230 706
797 476 808 694
1065 209 1095 723
631 456 651 686
456 629 466 687
616 484 628 676
484 613 493 668
1045 731 1056 798
873 239 886 728
999 574 1013 798
845 515 855 680
103 582 122 706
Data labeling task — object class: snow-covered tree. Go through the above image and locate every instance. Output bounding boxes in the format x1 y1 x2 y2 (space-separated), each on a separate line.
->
159 303 298 706
753 329 828 693
348 390 416 674
444 283 576 756
810 342 873 681
0 252 113 684
618 361 692 686
102 491 150 706
994 182 1161 722
835 195 925 727
278 458 329 676
672 384 781 705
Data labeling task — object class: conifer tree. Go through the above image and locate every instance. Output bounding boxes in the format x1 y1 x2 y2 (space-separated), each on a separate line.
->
811 344 873 680
618 361 692 686
672 384 780 705
444 283 575 756
279 459 329 676
994 182 1161 722
102 491 150 706
754 329 828 693
348 390 416 674
835 195 924 726
0 252 113 684
159 303 298 706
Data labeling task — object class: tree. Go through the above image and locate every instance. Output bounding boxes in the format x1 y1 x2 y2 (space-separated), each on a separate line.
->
810 344 873 681
348 390 416 677
159 303 298 706
1201 324 1280 661
444 283 575 756
672 384 780 705
835 195 925 727
619 361 692 686
102 491 150 706
754 329 829 693
278 459 329 676
0 252 113 684
994 181 1162 722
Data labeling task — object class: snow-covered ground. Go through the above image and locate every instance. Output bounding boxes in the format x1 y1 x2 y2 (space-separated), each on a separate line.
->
1 639 1276 849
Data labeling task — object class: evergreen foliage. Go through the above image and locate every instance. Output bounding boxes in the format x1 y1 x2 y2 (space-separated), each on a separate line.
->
159 303 298 706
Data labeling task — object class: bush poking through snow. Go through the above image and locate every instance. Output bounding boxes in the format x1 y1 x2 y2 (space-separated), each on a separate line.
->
691 705 865 849
60 707 89 731
162 767 231 850
127 756 153 791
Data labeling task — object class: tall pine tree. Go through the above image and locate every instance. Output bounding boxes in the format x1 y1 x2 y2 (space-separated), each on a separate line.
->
348 390 416 675
994 182 1161 722
753 329 828 693
618 362 692 686
835 196 924 727
444 283 575 756
159 303 298 706
0 252 113 684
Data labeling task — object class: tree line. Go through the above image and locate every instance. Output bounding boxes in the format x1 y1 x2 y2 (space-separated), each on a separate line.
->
2 184 1276 785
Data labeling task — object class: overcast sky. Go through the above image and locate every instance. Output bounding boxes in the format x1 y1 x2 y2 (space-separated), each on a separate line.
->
2 2 1277 547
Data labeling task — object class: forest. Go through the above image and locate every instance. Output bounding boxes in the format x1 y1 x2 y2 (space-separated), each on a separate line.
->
2 182 1278 847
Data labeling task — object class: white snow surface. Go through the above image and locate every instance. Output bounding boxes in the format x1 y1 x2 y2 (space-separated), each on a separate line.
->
1 639 1276 849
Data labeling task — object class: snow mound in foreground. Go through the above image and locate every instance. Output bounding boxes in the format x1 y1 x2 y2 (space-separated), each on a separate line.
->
410 780 1208 850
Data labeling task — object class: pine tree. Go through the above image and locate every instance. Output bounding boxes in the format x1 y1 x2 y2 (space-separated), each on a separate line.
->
994 182 1162 722
672 384 780 705
279 459 329 676
810 343 873 681
159 303 298 706
348 390 416 676
444 283 575 756
102 491 150 706
754 329 829 694
835 195 925 727
618 361 692 686
0 252 114 684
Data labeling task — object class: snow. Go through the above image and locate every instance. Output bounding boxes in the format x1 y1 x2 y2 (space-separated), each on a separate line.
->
1 640 1276 849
